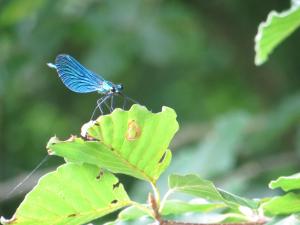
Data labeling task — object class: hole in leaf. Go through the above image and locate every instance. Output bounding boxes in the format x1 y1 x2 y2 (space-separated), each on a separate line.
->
67 135 77 141
158 152 166 163
96 170 104 179
126 120 141 141
113 181 121 189
111 199 118 204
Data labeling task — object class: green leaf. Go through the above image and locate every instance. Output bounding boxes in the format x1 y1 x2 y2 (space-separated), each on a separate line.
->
266 215 300 225
0 163 131 225
269 173 300 191
168 174 258 209
262 193 300 216
117 205 150 221
48 105 178 183
255 4 300 65
104 205 152 225
217 189 258 210
161 199 226 216
168 174 224 201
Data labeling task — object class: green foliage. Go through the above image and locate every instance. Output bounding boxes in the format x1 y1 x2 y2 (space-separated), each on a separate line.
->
262 193 300 216
267 215 300 225
48 105 178 183
105 200 226 225
1 105 180 225
0 0 45 26
167 174 258 209
269 173 300 191
255 1 300 65
161 200 226 216
261 173 300 217
1 1 300 225
0 163 130 225
105 205 149 225
186 112 250 178
3 105 300 225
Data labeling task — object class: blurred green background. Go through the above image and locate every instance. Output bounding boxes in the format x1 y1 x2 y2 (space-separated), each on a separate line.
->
1 0 300 224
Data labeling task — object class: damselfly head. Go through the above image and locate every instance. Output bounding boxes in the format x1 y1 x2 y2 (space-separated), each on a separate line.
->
110 84 123 94
116 84 123 92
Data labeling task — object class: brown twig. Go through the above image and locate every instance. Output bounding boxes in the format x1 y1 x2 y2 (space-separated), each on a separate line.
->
149 193 163 223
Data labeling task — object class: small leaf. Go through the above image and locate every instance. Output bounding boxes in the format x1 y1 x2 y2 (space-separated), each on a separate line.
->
169 174 224 201
48 105 179 183
118 205 151 221
218 189 258 210
104 205 152 225
269 173 300 191
161 199 226 216
262 193 300 216
0 163 131 225
255 4 300 65
168 174 258 209
266 215 300 225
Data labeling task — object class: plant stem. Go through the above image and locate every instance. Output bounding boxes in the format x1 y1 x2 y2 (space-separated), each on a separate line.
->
159 189 173 213
151 182 161 208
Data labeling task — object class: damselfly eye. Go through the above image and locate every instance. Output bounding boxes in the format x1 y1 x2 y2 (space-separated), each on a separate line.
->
116 84 123 91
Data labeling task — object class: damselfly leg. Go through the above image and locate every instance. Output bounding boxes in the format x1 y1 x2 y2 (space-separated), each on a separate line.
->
90 93 138 120
90 95 112 120
110 95 114 112
119 93 139 110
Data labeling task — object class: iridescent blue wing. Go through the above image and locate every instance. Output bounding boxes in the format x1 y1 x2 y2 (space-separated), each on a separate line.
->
49 54 104 93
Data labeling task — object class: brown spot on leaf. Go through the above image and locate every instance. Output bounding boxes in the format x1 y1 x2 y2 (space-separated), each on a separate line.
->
126 120 141 141
85 137 100 141
111 199 118 204
47 149 53 155
67 213 77 217
67 135 77 141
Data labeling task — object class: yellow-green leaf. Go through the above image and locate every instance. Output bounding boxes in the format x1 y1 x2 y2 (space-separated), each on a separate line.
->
255 4 300 65
48 105 179 183
0 163 130 225
168 174 258 209
262 193 300 216
269 173 300 192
